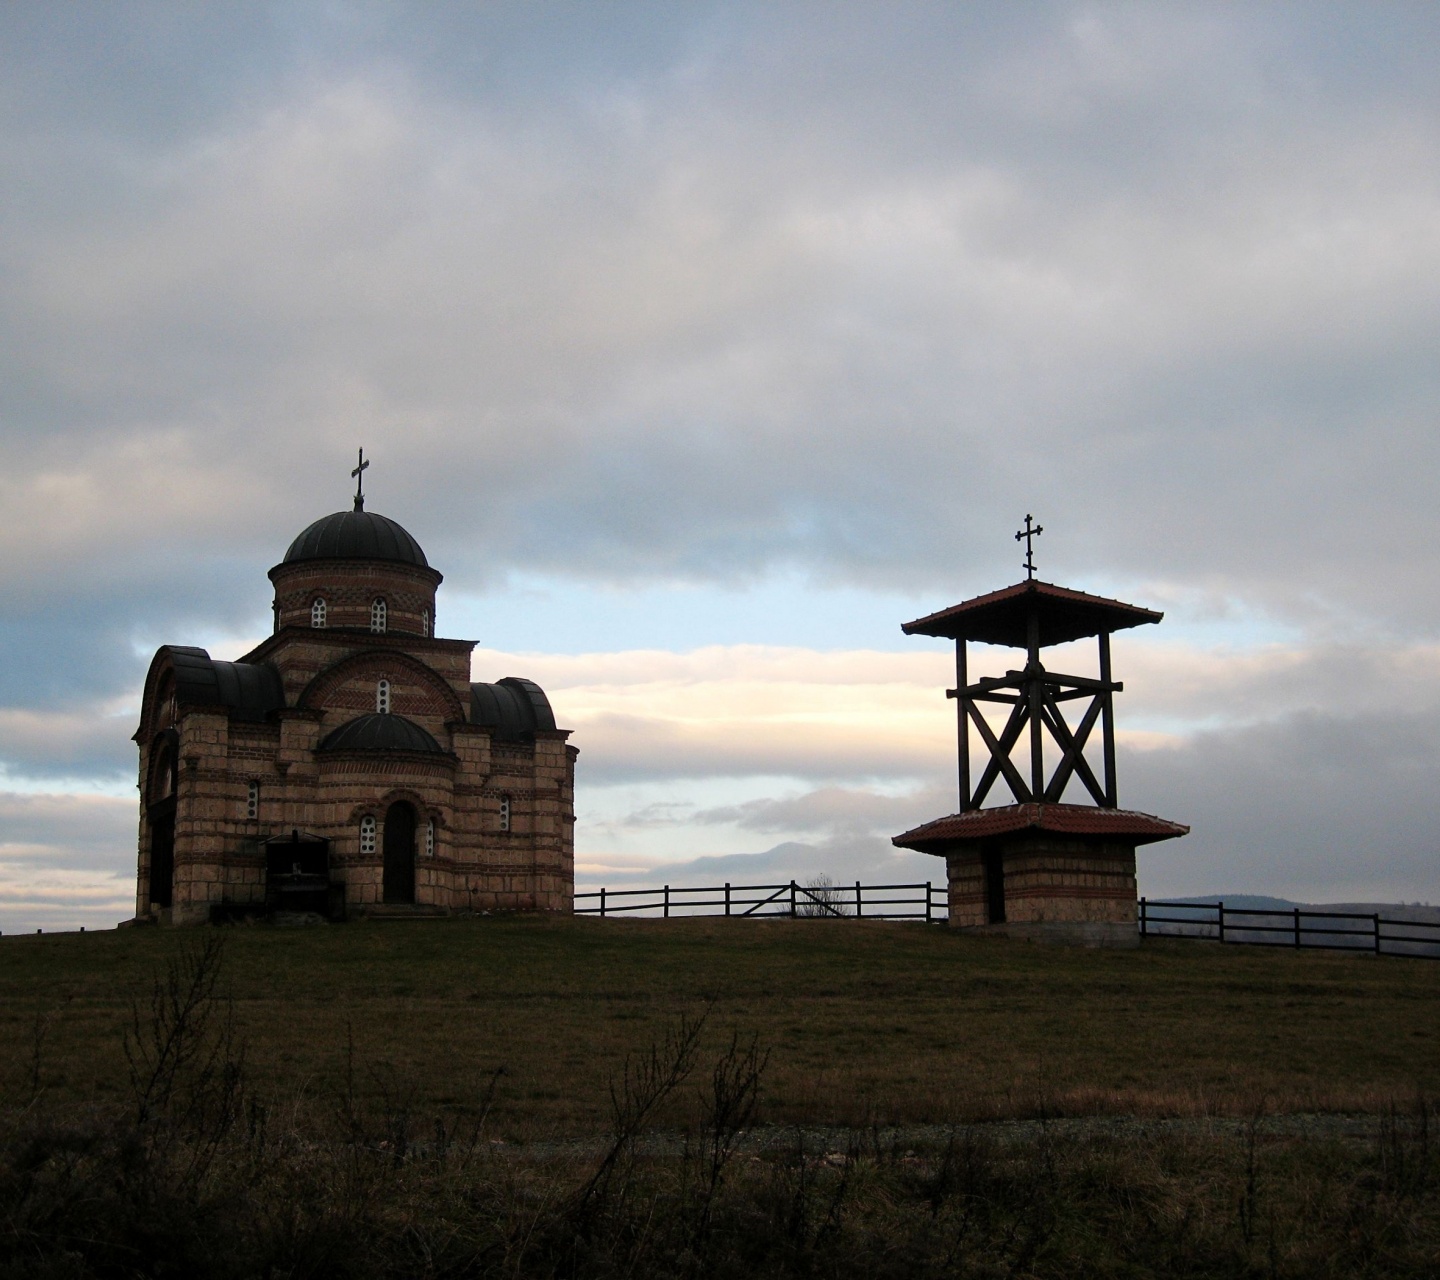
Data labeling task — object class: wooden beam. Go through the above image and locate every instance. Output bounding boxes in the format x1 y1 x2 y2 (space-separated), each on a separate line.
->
1041 694 1107 804
1099 632 1118 807
956 640 970 812
967 698 1032 806
1027 613 1044 800
1033 669 1123 694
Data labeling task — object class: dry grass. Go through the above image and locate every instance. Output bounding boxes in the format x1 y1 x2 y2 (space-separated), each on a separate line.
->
2 934 1439 1276
2 915 1437 1135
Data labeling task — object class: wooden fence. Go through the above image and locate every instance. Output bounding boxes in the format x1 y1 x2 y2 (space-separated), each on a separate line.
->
1139 898 1440 958
574 882 1440 958
574 880 945 922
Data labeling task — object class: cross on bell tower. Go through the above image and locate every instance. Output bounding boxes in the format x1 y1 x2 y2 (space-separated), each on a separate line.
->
892 521 1188 945
1015 514 1042 580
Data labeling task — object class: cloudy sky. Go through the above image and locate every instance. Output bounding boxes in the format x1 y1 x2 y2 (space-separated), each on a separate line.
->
3 2 1439 930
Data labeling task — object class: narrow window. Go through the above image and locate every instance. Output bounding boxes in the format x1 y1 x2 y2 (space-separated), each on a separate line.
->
360 815 377 854
425 819 435 858
311 597 327 628
370 597 387 633
155 751 176 801
421 606 430 637
499 795 511 832
376 679 391 714
246 780 259 820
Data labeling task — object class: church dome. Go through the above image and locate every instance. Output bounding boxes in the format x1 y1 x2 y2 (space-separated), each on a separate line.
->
283 509 428 567
319 713 445 754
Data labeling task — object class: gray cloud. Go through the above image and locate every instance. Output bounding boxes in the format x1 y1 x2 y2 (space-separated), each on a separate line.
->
2 4 1439 629
0 791 136 932
1128 706 1440 901
4 4 1440 909
579 837 938 891
693 785 950 838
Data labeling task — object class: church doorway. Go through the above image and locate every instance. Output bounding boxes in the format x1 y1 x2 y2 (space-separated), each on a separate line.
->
148 801 175 910
382 802 416 904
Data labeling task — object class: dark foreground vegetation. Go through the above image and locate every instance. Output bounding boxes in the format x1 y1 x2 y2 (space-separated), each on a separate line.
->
3 933 1439 1277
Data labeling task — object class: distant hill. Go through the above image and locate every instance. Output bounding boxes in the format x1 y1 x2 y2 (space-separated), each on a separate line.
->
1159 895 1440 924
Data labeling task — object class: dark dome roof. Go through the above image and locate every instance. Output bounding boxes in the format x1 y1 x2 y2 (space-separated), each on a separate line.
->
318 713 445 754
470 677 557 741
283 509 428 567
162 647 285 721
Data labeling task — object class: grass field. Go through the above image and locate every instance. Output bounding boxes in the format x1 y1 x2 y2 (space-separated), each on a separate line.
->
2 915 1436 1134
4 917 1440 1276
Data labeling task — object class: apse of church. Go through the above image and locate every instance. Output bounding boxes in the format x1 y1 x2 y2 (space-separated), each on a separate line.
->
133 458 576 924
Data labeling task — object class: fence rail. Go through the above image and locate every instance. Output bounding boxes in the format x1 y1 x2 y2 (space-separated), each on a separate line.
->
574 879 945 922
1139 898 1440 958
574 882 1440 959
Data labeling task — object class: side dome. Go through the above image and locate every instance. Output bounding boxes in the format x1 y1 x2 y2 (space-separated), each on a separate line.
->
283 510 428 567
319 713 445 754
470 677 557 741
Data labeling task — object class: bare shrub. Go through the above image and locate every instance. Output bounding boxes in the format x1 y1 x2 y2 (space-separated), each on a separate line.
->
798 874 851 918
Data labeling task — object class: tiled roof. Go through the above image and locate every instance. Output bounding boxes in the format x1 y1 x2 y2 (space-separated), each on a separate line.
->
901 579 1162 647
893 803 1189 853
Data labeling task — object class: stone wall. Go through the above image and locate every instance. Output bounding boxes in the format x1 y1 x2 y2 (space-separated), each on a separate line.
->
947 835 1137 931
269 559 442 636
138 688 576 923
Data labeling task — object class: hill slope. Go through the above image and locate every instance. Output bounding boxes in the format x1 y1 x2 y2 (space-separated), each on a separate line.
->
1 916 1436 1135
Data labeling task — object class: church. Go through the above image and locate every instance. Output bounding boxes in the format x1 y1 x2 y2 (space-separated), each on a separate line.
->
132 459 576 924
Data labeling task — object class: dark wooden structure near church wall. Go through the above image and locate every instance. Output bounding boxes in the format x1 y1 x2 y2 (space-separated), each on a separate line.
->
893 524 1188 947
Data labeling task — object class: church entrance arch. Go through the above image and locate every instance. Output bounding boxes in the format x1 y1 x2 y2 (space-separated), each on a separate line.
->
382 801 416 904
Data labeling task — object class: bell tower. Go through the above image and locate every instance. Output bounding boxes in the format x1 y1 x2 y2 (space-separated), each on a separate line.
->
893 519 1187 946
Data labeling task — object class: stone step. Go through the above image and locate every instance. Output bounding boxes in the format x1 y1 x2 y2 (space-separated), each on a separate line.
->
359 903 450 920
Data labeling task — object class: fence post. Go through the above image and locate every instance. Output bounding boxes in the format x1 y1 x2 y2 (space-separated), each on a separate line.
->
926 881 932 924
856 881 863 919
1374 913 1382 956
1139 896 1147 939
600 886 606 918
790 881 797 918
1217 900 1225 944
725 882 731 917
1293 907 1301 949
664 884 670 919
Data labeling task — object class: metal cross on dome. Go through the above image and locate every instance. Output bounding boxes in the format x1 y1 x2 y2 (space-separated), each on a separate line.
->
1015 513 1043 580
351 448 369 511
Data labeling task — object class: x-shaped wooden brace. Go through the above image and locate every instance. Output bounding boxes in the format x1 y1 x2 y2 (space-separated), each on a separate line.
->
1040 692 1107 804
966 696 1033 805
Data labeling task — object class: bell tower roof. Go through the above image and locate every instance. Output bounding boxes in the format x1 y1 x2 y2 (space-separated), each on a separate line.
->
901 579 1162 648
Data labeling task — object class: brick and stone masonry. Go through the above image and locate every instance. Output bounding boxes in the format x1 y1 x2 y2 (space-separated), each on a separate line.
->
133 497 576 924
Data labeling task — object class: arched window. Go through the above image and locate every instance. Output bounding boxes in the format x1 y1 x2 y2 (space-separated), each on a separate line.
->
156 674 176 729
152 748 176 802
376 679 391 714
370 598 387 633
499 795 511 832
425 818 435 858
360 815 377 854
311 597 327 628
246 780 259 819
421 606 430 638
